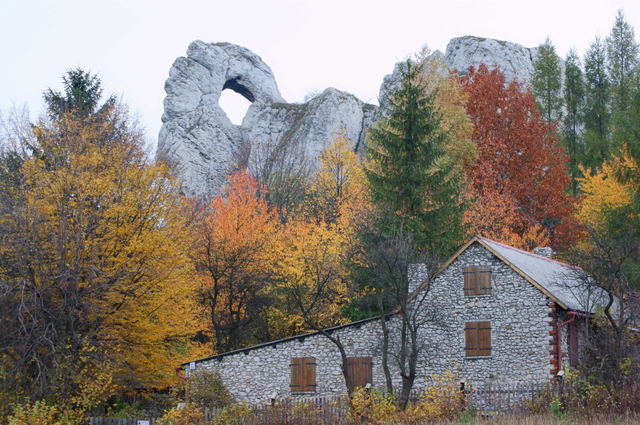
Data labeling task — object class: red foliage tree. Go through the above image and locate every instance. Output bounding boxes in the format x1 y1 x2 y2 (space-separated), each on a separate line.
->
461 64 579 250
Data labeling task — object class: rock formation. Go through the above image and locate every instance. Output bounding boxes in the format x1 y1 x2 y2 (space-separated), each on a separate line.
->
157 37 539 196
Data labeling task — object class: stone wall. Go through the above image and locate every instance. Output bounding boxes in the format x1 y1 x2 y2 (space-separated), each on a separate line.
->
193 241 557 404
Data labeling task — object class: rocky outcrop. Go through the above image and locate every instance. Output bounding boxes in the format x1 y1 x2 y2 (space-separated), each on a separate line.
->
158 37 539 196
445 36 538 82
157 41 375 196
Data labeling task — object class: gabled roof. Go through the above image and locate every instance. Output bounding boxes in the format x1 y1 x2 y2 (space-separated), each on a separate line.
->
411 235 609 313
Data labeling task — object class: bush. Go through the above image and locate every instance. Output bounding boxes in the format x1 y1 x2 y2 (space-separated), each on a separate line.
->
407 370 472 422
183 370 233 409
7 401 77 425
156 403 207 425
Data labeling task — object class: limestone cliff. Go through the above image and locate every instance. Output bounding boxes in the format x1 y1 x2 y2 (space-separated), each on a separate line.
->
157 36 538 196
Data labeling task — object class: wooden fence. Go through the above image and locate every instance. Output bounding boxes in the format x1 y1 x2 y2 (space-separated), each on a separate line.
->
89 381 556 423
89 419 157 425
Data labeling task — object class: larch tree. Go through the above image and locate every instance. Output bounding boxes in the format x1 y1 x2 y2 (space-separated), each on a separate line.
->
461 64 578 251
606 10 639 121
365 57 467 257
563 48 586 195
583 36 612 170
531 37 564 130
0 70 199 418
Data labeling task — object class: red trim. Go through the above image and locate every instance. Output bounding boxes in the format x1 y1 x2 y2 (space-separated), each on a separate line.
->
556 311 589 372
175 367 187 380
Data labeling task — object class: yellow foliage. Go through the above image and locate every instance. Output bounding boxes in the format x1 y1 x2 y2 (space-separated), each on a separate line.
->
8 401 76 425
0 104 201 403
348 388 397 424
408 370 471 421
417 46 477 171
156 403 208 425
576 159 634 229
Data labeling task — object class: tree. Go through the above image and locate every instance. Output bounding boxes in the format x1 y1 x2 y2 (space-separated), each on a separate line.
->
461 64 578 251
583 36 612 169
606 10 639 120
43 68 115 118
563 49 586 195
352 227 442 410
365 57 467 257
0 71 199 417
192 170 277 353
531 37 564 130
273 217 358 394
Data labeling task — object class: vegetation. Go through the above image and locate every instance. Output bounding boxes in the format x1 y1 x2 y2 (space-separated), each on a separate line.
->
3 9 640 423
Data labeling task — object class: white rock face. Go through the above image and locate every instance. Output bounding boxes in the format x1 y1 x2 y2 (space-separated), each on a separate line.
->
158 37 538 196
445 36 538 83
157 42 375 196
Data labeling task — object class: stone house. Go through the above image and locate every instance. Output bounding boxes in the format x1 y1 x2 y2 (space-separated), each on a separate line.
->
181 236 607 404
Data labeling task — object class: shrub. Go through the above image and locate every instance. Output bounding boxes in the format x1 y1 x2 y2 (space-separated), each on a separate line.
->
407 370 472 422
7 401 77 425
156 402 207 425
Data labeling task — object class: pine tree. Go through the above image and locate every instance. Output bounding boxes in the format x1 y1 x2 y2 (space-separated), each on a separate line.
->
584 36 612 169
365 58 466 256
531 37 564 129
563 48 585 194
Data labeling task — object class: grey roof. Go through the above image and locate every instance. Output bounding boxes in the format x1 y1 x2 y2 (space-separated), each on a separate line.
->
478 237 610 313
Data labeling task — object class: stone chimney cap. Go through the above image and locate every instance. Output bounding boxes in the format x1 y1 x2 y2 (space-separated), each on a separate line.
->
533 247 553 259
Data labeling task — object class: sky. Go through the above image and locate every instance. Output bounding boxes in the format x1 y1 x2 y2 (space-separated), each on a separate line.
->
1 0 639 149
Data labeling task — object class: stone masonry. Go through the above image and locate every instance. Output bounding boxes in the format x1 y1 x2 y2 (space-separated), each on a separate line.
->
188 239 578 404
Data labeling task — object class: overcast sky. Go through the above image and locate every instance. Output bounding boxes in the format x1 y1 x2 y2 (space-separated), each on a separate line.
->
1 0 639 148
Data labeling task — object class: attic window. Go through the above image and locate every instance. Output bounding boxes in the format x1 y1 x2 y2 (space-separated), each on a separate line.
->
290 357 316 393
463 266 491 295
465 321 492 357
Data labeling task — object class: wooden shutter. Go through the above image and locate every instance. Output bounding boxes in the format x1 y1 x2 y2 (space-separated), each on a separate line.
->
465 321 491 356
463 266 491 295
290 357 316 392
346 357 373 388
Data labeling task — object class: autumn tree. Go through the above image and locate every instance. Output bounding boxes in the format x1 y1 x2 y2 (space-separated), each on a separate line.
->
192 170 278 353
461 64 577 251
0 71 199 418
531 37 564 130
366 57 467 257
272 216 358 393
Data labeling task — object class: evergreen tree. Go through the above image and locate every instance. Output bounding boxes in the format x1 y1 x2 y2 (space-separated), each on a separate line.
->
606 10 639 118
531 37 564 129
365 58 466 256
43 68 115 118
563 48 585 194
584 36 611 170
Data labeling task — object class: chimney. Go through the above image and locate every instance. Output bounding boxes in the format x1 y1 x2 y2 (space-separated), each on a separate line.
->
408 263 428 295
534 247 553 259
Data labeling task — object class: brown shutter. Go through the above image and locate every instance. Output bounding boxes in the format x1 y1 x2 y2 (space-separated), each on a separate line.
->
464 266 491 295
303 357 316 392
477 266 492 295
465 321 491 356
463 267 477 294
290 357 316 392
465 322 479 356
478 321 492 356
346 357 373 388
290 357 303 390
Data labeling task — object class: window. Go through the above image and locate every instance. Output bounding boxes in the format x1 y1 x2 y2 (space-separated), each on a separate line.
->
465 321 491 357
290 357 316 392
463 266 491 295
346 357 373 388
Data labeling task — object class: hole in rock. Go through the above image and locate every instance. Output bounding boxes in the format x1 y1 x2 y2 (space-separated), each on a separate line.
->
219 89 252 125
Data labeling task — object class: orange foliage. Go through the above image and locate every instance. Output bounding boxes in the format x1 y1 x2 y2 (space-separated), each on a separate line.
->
461 64 579 251
192 171 278 353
